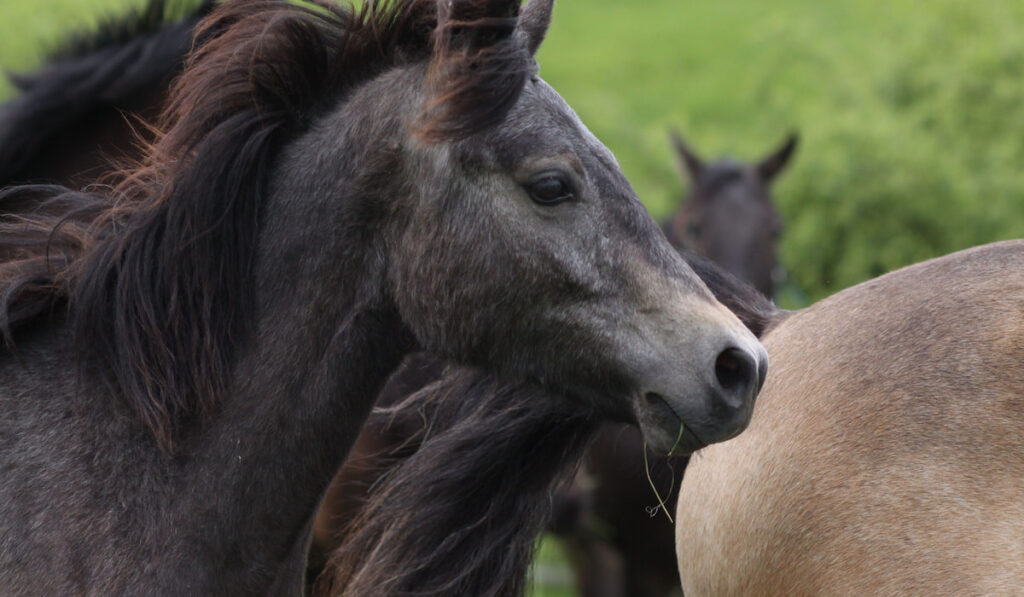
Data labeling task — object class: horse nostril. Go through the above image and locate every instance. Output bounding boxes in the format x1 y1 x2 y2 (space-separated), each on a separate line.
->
714 347 757 398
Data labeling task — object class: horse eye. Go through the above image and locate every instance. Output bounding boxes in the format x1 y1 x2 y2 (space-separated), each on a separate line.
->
687 223 701 238
527 175 574 205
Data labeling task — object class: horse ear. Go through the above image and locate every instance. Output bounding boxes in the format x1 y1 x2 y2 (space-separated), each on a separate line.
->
520 0 554 56
435 0 521 38
669 129 704 182
757 132 799 182
422 0 531 141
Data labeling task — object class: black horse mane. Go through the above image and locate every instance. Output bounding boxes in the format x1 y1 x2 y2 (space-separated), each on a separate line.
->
41 0 216 66
0 0 536 453
680 249 783 337
0 0 216 185
315 368 598 596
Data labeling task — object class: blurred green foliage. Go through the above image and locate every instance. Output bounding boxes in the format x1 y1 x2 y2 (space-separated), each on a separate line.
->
528 537 576 597
2 0 1023 306
538 0 1024 304
0 0 134 99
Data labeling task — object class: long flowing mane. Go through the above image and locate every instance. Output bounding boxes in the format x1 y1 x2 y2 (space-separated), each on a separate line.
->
315 369 598 596
0 0 535 452
44 0 214 64
0 0 216 184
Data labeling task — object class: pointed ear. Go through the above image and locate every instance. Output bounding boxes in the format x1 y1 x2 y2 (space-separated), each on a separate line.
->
669 129 704 182
757 132 799 182
422 0 531 141
519 0 554 56
432 0 521 53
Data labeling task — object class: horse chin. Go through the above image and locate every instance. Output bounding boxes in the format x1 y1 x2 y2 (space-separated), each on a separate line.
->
634 392 709 456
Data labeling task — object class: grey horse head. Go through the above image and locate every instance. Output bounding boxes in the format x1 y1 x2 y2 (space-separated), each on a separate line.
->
255 0 767 452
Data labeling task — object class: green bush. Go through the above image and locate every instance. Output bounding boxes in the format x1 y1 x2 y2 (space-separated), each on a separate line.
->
771 0 1024 301
538 0 1024 305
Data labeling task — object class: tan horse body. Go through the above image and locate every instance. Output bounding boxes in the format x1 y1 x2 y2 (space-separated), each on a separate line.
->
677 240 1024 595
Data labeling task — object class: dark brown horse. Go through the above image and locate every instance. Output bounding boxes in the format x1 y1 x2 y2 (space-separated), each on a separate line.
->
676 240 1024 596
300 131 798 595
548 132 797 597
0 1 766 595
1 10 782 594
2 9 787 594
663 130 797 299
305 133 798 595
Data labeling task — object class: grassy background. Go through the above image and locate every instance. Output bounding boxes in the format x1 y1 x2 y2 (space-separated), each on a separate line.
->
538 0 1024 303
4 0 1024 304
3 1 1023 594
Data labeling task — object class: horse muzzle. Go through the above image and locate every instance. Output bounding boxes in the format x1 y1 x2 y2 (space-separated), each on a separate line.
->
634 340 767 455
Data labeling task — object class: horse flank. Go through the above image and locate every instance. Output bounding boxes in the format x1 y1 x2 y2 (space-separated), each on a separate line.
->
676 240 1024 595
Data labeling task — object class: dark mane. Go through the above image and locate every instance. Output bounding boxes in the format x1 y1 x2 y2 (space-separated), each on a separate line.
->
0 0 535 452
42 0 215 65
315 368 598 596
0 0 215 185
680 249 782 336
421 0 531 140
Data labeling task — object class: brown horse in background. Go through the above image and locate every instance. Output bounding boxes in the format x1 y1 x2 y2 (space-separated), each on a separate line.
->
548 131 797 597
677 240 1024 595
663 130 796 299
316 240 1024 596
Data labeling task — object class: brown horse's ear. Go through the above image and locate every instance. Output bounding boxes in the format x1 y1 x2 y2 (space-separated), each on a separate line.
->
520 0 554 56
757 132 799 182
669 129 704 182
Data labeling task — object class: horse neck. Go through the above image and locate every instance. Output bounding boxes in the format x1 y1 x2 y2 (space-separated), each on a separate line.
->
160 194 416 591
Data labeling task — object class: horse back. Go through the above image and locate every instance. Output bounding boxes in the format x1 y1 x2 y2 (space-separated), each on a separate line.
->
676 240 1024 596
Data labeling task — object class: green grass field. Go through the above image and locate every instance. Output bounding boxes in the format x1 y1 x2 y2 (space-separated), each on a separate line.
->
2 1 1023 594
